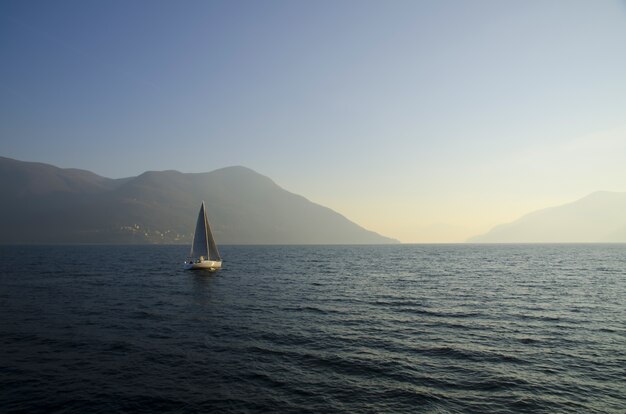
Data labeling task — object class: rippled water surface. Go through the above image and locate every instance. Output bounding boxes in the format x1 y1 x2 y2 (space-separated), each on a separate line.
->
1 244 625 413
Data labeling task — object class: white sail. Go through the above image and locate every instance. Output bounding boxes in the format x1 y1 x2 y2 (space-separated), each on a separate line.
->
187 201 222 270
190 202 209 259
205 207 221 261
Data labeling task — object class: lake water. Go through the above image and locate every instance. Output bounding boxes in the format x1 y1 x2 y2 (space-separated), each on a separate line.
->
1 244 625 413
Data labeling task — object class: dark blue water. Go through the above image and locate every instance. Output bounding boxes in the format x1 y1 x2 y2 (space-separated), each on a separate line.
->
1 245 625 413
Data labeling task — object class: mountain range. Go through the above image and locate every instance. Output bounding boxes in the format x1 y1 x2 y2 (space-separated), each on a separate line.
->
468 191 626 243
0 156 398 244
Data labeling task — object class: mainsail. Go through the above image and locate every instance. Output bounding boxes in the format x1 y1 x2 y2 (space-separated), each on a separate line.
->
190 201 221 261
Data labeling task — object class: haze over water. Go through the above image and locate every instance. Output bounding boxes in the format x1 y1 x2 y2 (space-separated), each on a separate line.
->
1 244 624 413
2 0 626 242
2 1 625 412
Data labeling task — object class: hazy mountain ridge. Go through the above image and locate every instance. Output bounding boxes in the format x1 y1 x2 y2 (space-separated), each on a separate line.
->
468 191 626 243
0 157 398 244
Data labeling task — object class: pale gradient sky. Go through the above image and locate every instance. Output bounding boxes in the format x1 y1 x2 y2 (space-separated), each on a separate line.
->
1 0 625 242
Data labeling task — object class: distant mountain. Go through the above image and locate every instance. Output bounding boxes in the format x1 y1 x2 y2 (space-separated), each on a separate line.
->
0 156 398 244
468 191 626 243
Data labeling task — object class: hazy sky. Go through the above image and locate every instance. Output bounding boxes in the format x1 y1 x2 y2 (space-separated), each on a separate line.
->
1 0 625 242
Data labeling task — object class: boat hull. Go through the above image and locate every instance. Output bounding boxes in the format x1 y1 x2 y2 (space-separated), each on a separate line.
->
185 260 222 271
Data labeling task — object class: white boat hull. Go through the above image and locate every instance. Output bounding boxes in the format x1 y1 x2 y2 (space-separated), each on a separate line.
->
185 260 222 271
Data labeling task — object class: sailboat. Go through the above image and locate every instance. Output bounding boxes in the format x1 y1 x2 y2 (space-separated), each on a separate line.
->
185 201 222 271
